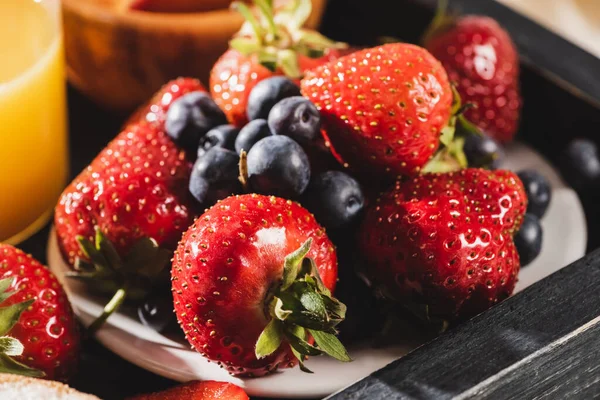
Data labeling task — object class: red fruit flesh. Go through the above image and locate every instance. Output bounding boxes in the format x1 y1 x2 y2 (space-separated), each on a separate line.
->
129 380 249 400
55 122 195 266
425 16 521 143
0 245 80 382
172 194 338 376
359 169 527 320
301 43 453 178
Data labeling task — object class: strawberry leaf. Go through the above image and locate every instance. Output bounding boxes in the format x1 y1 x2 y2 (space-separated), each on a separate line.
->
281 239 312 291
0 336 24 357
0 278 12 296
0 278 15 304
0 299 33 337
96 230 122 272
290 0 313 29
298 290 327 321
0 354 44 378
309 330 352 362
300 257 329 295
285 326 322 357
285 311 338 333
321 294 347 320
77 235 107 269
253 0 277 36
439 118 456 148
231 2 264 40
273 297 293 321
277 49 302 79
255 319 284 359
230 37 261 56
290 346 313 373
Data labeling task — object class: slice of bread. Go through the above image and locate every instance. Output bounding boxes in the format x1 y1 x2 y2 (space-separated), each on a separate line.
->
0 374 99 400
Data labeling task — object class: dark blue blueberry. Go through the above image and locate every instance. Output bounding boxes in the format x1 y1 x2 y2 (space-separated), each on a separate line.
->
247 76 301 121
517 170 552 219
515 214 543 267
302 171 365 230
189 147 241 205
197 125 239 158
560 139 600 192
138 292 177 333
165 92 227 153
247 136 310 198
464 133 504 169
268 96 321 144
234 119 273 153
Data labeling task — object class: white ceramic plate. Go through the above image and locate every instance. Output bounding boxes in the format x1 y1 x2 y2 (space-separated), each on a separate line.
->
47 143 587 399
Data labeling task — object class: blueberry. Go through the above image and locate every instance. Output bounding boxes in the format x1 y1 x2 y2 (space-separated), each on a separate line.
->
189 148 241 205
165 92 227 152
517 170 552 218
268 96 321 144
198 125 239 158
247 136 311 198
560 139 600 192
302 171 365 230
515 214 543 267
464 133 504 169
138 293 177 333
234 119 273 153
247 77 301 121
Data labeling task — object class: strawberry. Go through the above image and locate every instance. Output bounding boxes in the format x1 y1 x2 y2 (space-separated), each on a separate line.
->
210 0 348 126
55 79 205 333
301 43 454 179
424 11 521 143
172 194 349 377
129 380 249 400
359 169 527 321
0 245 80 382
126 77 207 128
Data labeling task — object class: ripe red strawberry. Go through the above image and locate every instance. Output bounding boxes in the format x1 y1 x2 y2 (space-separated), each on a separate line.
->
301 43 454 179
129 380 249 400
424 15 521 143
126 77 207 128
359 169 527 320
210 0 348 126
55 122 194 266
172 194 349 377
0 245 79 382
55 78 205 332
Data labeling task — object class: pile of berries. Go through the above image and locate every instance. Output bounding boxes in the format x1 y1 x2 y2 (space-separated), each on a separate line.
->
165 76 366 232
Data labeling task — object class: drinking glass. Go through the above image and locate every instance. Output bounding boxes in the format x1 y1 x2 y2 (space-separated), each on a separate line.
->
0 0 67 244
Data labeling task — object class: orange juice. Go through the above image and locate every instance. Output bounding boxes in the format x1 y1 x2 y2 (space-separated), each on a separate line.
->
0 0 67 244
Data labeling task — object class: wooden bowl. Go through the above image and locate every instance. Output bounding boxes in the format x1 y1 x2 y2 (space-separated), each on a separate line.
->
62 0 327 111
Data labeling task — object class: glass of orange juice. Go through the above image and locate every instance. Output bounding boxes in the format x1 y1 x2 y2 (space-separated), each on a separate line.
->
0 0 67 244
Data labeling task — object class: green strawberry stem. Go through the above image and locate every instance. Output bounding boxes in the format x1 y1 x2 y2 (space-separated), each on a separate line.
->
0 278 45 378
230 0 347 78
86 286 128 336
423 86 483 173
67 228 171 335
421 0 454 46
238 150 250 191
255 239 350 372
